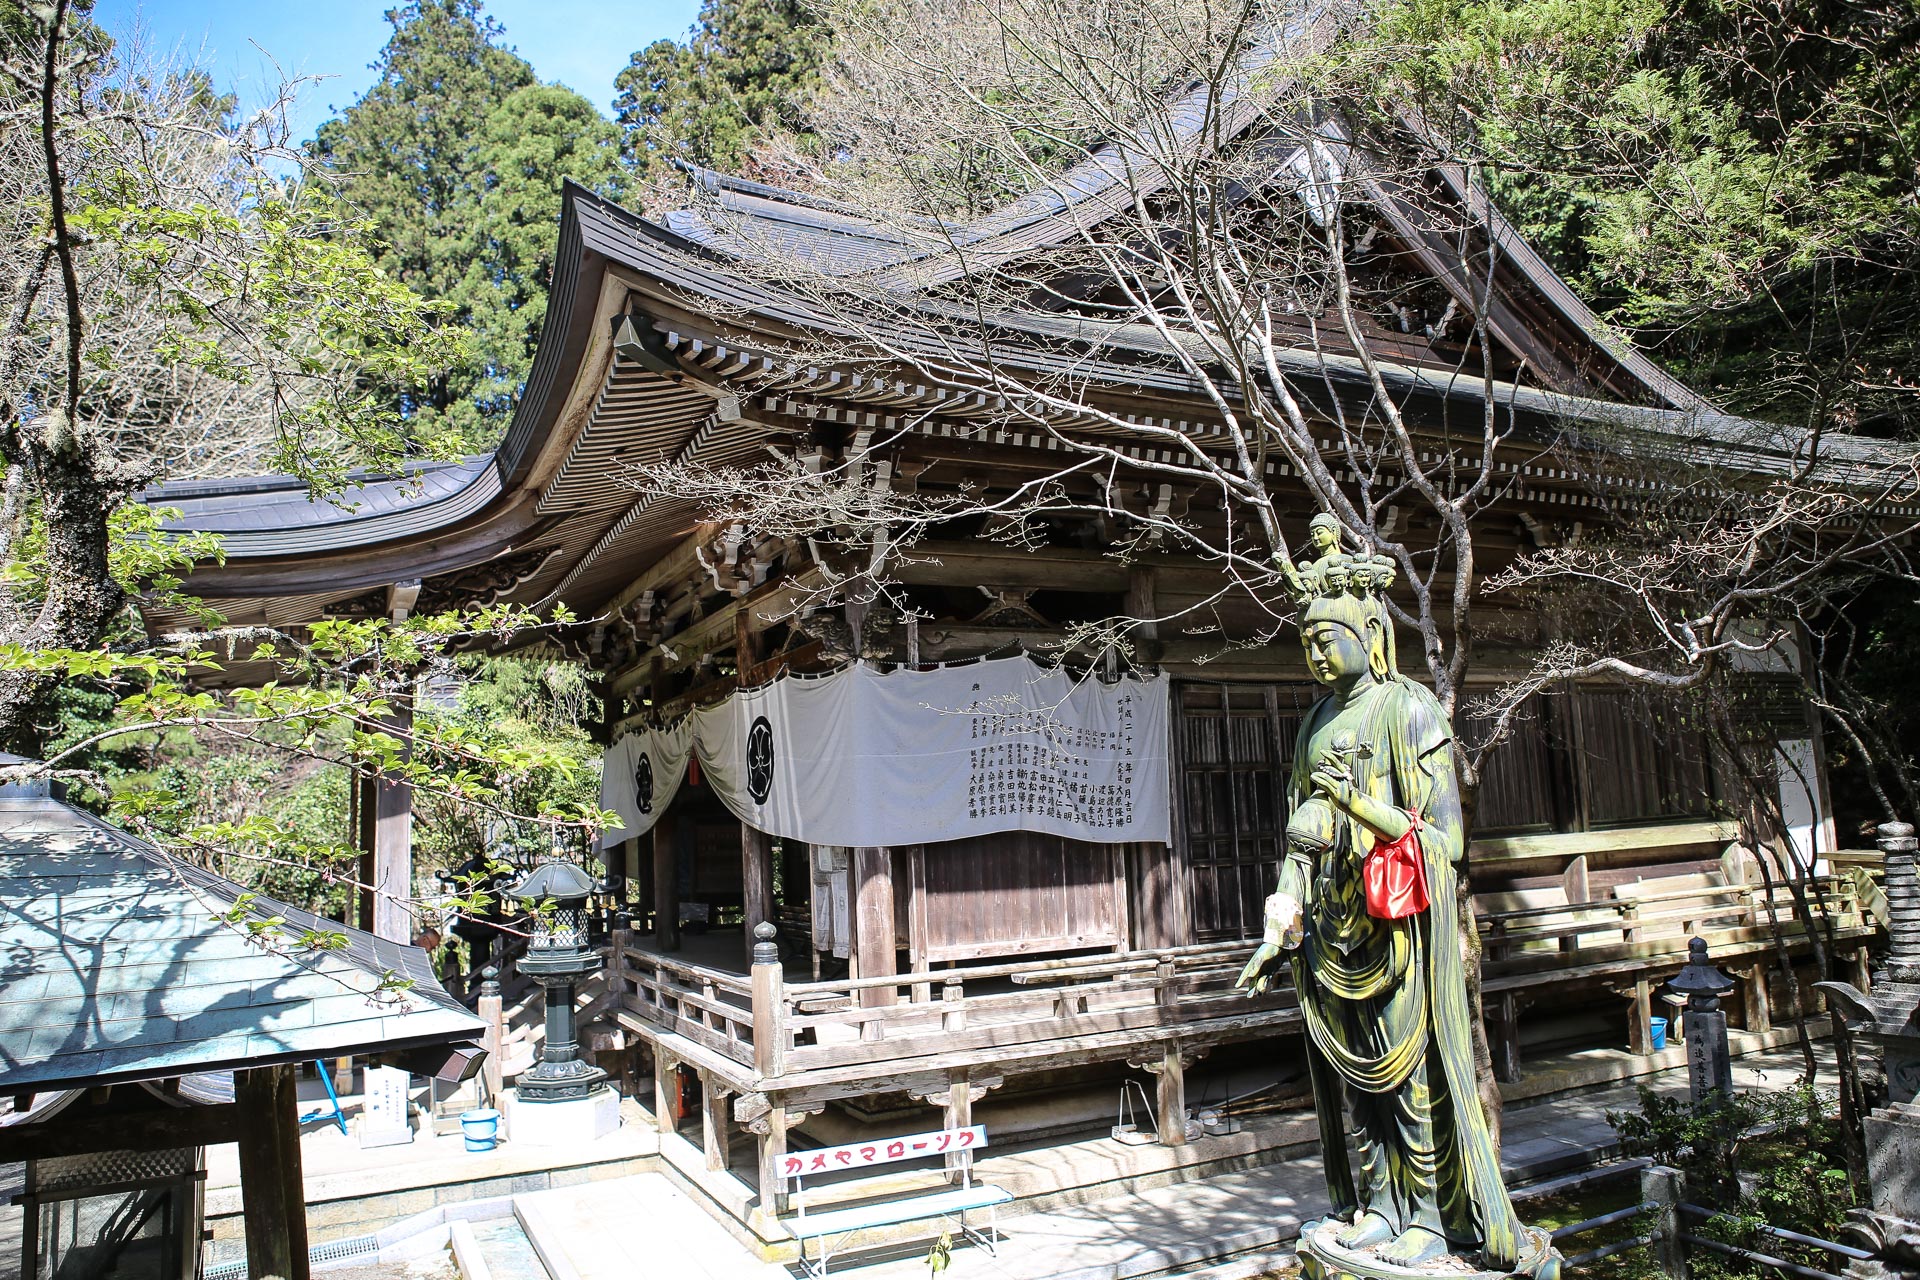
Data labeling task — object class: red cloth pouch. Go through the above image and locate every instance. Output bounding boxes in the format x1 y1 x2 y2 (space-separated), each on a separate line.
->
1363 818 1430 919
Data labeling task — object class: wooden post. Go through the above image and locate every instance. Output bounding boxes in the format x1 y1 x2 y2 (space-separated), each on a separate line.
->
1491 992 1523 1083
1739 964 1772 1033
478 967 504 1106
372 701 414 943
853 845 896 1040
354 771 376 933
1628 978 1655 1055
701 1072 730 1172
742 823 773 969
1853 946 1873 993
751 922 786 1078
235 1064 309 1280
753 1104 789 1215
653 1050 679 1136
1155 1044 1188 1146
1561 854 1591 906
654 811 680 951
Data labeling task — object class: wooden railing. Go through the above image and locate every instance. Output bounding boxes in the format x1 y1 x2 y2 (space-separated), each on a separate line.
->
608 940 761 1070
764 941 1288 1079
606 873 1874 1083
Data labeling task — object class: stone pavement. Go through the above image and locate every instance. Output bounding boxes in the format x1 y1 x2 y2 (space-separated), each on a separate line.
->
525 1046 1827 1280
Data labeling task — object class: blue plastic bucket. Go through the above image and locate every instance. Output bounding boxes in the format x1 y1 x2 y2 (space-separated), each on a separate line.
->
460 1108 500 1152
1649 1016 1669 1052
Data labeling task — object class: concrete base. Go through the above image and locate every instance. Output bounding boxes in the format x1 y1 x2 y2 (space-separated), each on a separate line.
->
503 1086 621 1147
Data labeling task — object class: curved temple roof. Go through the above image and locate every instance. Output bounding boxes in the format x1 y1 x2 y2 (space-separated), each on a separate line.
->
138 58 1906 637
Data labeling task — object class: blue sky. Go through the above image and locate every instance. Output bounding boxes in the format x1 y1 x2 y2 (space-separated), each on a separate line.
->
101 1 704 142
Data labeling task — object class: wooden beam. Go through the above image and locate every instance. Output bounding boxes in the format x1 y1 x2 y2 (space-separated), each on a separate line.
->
354 771 375 933
893 541 1130 592
853 846 897 1038
0 1101 242 1162
1155 1045 1188 1146
653 1050 680 1136
368 698 415 944
701 1071 730 1172
753 1105 789 1215
235 1064 309 1280
654 811 681 952
742 822 773 970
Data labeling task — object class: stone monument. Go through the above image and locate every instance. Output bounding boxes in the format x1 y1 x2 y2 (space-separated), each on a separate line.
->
1238 532 1558 1280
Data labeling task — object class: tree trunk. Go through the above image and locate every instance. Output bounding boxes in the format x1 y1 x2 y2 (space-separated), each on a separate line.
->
0 441 130 756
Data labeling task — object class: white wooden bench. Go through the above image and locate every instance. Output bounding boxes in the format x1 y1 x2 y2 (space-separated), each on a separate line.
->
780 1124 1011 1277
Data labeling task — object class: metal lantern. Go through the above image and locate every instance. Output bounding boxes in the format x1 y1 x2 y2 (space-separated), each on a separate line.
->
508 860 608 1102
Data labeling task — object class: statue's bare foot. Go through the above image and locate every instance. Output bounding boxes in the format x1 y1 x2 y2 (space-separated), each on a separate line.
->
1378 1226 1449 1267
1336 1211 1395 1249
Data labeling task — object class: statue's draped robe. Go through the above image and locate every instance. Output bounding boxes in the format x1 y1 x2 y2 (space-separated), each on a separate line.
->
1279 675 1522 1267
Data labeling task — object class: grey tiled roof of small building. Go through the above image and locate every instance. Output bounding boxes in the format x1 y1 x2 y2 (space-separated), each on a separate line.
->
0 794 483 1093
141 458 494 550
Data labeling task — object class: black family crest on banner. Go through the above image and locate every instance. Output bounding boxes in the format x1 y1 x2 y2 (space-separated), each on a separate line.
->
633 750 654 815
746 715 775 805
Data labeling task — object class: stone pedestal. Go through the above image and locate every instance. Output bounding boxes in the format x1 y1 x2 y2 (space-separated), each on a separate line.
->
1294 1217 1561 1280
501 1084 620 1147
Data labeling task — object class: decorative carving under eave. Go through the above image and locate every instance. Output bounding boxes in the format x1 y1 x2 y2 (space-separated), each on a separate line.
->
795 608 856 663
322 587 390 618
860 601 901 660
696 521 781 599
413 546 562 616
1126 1046 1208 1074
972 587 1049 628
909 1074 1004 1108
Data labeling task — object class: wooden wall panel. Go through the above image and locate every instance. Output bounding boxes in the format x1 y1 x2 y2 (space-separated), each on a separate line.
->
1175 682 1316 943
916 832 1122 962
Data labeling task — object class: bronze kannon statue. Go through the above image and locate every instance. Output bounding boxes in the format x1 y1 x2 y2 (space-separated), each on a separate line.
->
1239 531 1556 1279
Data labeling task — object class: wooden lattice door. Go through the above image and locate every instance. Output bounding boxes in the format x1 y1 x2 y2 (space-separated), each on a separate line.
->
1175 682 1316 942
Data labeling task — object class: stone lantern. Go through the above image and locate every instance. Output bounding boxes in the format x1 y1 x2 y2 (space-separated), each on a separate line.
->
1665 935 1736 1104
500 860 620 1145
1822 822 1920 1278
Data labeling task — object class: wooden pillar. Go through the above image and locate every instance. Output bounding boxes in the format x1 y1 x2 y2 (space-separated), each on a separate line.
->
372 701 414 943
654 811 681 951
353 772 376 933
853 846 897 1039
701 1071 730 1172
742 823 773 969
753 1105 790 1214
235 1064 309 1280
1627 979 1655 1055
1155 1044 1188 1147
653 1050 679 1135
1739 964 1772 1033
478 969 505 1106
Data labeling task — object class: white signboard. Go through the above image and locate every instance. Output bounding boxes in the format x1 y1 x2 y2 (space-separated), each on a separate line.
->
599 656 1169 848
359 1065 414 1148
780 1125 988 1178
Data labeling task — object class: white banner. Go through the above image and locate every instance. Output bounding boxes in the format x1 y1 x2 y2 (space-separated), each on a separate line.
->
599 656 1169 848
597 720 692 844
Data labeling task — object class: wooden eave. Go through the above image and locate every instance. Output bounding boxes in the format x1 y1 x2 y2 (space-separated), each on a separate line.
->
146 182 1912 643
